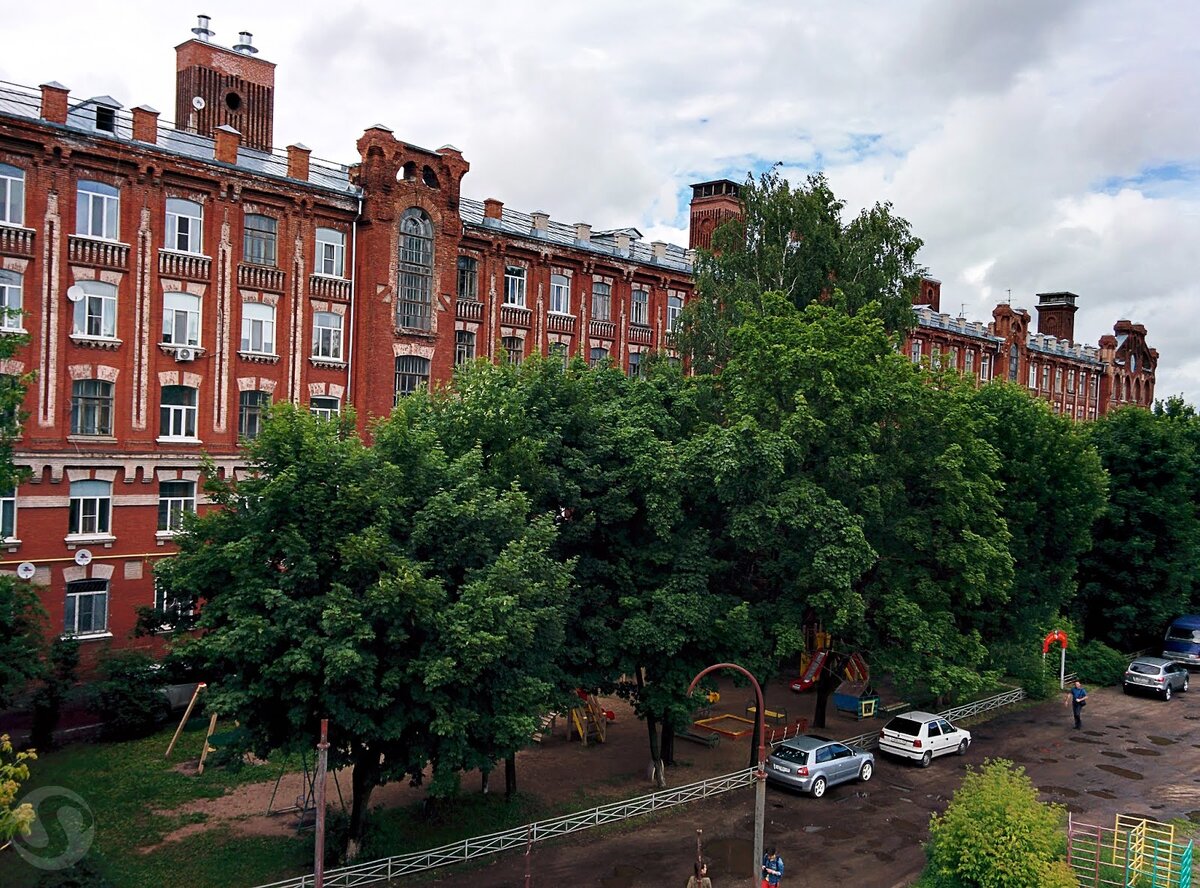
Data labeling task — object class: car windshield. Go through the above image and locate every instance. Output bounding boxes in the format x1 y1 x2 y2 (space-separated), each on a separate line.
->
1167 626 1200 643
772 746 809 764
1129 662 1162 676
885 717 923 735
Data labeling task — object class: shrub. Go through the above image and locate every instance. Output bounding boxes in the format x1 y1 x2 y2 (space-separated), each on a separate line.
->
88 651 169 740
31 637 80 750
34 855 115 887
1069 640 1127 687
987 640 1058 700
923 758 1075 888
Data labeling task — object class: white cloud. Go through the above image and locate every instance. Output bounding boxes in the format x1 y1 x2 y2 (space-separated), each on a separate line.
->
2 0 1197 400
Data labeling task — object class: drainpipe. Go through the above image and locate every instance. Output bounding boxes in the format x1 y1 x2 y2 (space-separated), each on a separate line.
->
346 193 362 408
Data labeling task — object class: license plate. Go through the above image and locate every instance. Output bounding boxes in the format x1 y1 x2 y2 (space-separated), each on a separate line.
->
772 763 791 773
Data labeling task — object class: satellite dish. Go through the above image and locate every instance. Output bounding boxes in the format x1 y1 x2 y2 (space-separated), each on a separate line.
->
192 96 206 111
16 562 35 580
66 285 85 303
74 549 93 567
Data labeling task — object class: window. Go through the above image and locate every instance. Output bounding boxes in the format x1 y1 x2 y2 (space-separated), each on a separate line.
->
70 380 113 436
68 479 111 536
550 342 569 369
504 266 527 307
1 488 15 540
160 385 198 439
965 350 975 376
501 336 524 365
1055 367 1063 393
0 163 24 227
950 346 959 370
65 578 108 636
588 347 608 368
0 270 22 332
72 280 117 339
1008 344 1018 381
628 351 643 378
550 274 571 314
454 330 475 365
76 180 119 240
311 311 343 360
238 391 270 440
1040 365 1049 391
981 354 992 382
315 227 345 277
398 208 433 329
591 282 611 321
157 480 195 533
931 345 941 371
153 578 192 629
310 396 340 420
394 355 430 402
457 256 478 302
243 214 277 267
1068 370 1076 394
1028 364 1038 389
667 294 683 331
162 292 200 346
1092 375 1100 399
240 302 276 354
630 289 649 326
910 340 922 364
165 198 202 254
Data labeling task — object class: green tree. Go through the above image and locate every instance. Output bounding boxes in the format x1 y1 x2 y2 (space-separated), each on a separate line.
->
0 578 47 710
923 759 1074 888
1 733 36 853
1075 403 1200 649
678 167 925 373
0 320 32 495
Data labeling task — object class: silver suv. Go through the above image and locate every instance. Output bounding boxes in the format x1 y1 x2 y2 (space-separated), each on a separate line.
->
765 735 874 798
1123 656 1190 700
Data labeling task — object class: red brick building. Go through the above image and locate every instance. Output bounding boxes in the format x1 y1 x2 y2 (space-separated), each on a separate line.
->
0 25 692 664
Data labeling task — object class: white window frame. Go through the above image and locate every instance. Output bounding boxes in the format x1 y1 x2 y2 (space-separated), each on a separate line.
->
160 385 199 440
501 336 524 365
157 480 195 534
315 227 346 278
68 479 111 537
238 390 271 440
550 274 571 314
454 329 476 366
398 208 433 329
631 289 649 326
394 355 430 403
1028 364 1038 389
980 354 992 382
910 340 922 364
965 350 975 376
0 163 24 227
76 180 119 241
162 291 201 346
504 266 527 307
165 198 203 254
65 578 109 637
311 311 343 360
240 302 276 354
243 213 278 267
457 256 479 302
70 379 114 437
72 280 118 340
591 282 612 322
310 396 340 420
153 578 193 629
667 294 683 331
1 488 15 541
0 270 22 332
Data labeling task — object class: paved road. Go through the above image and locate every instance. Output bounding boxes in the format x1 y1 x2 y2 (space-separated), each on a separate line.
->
421 684 1200 888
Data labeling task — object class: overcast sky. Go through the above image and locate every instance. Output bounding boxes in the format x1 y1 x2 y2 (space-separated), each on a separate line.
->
3 1 1197 403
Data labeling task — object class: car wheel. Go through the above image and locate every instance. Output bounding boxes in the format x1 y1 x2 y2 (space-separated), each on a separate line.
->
1183 677 1190 693
920 750 932 768
957 739 969 756
1164 685 1172 701
1123 684 1132 695
810 776 827 798
860 761 873 782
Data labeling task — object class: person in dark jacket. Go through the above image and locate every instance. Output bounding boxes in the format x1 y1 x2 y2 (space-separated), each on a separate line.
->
1069 680 1088 729
761 846 784 886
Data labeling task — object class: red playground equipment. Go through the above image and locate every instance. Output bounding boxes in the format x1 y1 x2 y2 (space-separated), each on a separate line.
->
789 620 868 694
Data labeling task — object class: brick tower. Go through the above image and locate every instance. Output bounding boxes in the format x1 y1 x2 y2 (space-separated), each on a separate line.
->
1035 291 1079 344
688 179 741 250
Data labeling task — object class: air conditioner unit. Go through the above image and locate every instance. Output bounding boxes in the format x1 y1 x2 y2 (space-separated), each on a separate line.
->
175 347 196 362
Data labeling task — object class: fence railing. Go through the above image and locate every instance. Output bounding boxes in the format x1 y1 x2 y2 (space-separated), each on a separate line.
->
253 685 1031 888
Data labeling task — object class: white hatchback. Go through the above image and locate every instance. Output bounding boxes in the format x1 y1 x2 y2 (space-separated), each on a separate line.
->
879 711 971 767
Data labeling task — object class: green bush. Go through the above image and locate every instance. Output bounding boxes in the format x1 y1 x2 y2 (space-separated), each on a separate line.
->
31 637 80 750
987 640 1059 700
34 855 115 887
88 650 169 740
923 759 1075 888
1069 640 1127 687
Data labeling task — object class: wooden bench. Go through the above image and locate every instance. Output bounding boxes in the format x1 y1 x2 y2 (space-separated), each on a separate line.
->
877 701 911 718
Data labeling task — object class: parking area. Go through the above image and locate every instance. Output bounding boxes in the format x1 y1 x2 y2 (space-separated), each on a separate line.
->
429 684 1200 888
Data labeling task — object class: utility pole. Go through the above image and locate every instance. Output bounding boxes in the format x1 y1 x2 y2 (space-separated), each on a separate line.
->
314 719 329 888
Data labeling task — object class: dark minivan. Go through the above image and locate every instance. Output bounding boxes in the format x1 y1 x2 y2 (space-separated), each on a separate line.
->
1162 615 1200 669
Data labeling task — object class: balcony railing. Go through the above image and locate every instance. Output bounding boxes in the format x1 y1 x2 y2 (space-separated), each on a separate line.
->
500 304 532 328
68 236 129 269
238 263 286 293
456 299 483 321
547 313 575 334
628 324 653 346
309 274 351 301
0 226 34 257
589 320 616 339
159 251 212 282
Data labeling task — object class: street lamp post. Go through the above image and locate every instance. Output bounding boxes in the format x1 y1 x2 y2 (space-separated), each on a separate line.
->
688 663 767 882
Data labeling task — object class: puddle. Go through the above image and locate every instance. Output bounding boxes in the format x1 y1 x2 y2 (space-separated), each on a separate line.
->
803 825 825 833
1127 748 1162 757
1040 758 1059 764
1146 736 1176 746
1088 790 1118 799
1096 765 1144 780
1101 751 1127 759
1069 736 1103 745
1039 785 1080 798
1083 730 1104 737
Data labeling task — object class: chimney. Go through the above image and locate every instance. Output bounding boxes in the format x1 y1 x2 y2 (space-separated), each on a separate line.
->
39 81 69 125
483 198 504 221
214 124 241 164
685 248 697 266
131 105 160 144
574 223 591 243
651 241 667 261
233 31 259 55
287 143 311 181
614 233 631 254
529 211 549 233
1035 291 1079 344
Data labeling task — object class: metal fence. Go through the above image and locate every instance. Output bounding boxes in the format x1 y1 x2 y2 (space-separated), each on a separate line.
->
252 685 1030 888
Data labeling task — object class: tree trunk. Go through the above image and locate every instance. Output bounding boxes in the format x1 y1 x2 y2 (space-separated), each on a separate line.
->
635 668 666 787
348 749 380 858
505 753 517 798
812 656 838 730
481 768 490 795
661 721 676 767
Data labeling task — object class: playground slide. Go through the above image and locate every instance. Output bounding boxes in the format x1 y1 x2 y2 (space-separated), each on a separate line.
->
845 652 869 683
790 649 828 692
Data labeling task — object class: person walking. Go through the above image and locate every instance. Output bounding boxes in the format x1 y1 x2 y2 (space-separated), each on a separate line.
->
686 860 713 888
1069 680 1088 730
761 846 784 887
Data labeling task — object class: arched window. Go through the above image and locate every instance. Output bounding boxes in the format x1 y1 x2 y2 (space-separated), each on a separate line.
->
76 180 119 240
1008 344 1019 381
70 380 113 436
398 208 432 330
238 390 271 440
165 198 203 253
160 385 198 439
0 162 25 226
394 355 430 403
73 280 118 339
163 292 201 345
